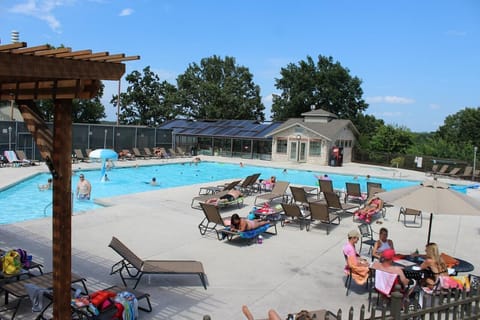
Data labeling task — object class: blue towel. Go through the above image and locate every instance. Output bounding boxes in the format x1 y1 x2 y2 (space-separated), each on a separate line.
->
24 283 49 312
239 224 270 239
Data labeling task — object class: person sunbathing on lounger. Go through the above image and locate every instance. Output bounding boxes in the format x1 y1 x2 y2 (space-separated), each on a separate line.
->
353 196 383 223
230 213 269 232
206 189 243 206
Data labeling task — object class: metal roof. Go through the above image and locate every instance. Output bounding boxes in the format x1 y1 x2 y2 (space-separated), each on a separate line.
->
159 119 283 139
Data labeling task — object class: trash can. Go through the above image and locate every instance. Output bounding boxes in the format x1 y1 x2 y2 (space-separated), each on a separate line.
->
329 146 343 167
337 147 344 167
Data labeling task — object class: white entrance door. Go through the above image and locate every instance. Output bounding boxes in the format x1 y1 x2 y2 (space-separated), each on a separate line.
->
289 141 307 162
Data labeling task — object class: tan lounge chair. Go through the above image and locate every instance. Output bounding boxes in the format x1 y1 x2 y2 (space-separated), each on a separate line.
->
254 181 290 205
109 236 207 289
14 150 38 165
143 147 155 158
436 164 449 175
318 179 341 199
460 166 473 179
308 201 340 234
199 203 277 243
366 182 382 198
198 202 232 239
289 186 323 209
191 179 243 208
280 202 311 230
73 149 90 162
199 179 241 195
323 191 360 217
238 173 261 195
132 147 148 159
345 182 366 204
1 272 87 319
442 167 461 177
398 207 422 228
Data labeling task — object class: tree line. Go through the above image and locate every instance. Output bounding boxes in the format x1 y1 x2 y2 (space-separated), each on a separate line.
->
32 54 479 163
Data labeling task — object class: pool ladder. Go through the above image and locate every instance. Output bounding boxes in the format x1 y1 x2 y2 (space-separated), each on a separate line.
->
43 193 74 216
43 202 52 216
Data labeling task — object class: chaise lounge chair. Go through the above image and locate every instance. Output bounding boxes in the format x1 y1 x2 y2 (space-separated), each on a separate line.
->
345 182 366 205
435 164 449 176
366 182 382 198
14 150 38 166
108 236 207 289
132 147 148 159
324 191 360 218
308 201 340 234
3 151 22 167
459 166 473 180
289 186 323 209
191 181 243 209
318 179 341 199
198 203 277 243
254 181 290 205
441 167 461 177
198 179 241 195
198 202 233 239
280 202 311 230
0 272 87 320
237 173 261 195
73 149 90 162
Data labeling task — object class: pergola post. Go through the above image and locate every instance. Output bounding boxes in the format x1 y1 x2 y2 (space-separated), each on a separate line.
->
0 42 138 318
52 99 73 318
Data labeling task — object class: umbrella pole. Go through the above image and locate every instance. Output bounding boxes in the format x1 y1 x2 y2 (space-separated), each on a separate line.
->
427 213 433 244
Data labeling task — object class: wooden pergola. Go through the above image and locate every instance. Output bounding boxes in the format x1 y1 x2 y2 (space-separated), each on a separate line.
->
0 42 139 318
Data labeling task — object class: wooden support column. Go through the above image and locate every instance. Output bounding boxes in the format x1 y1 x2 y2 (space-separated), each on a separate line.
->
52 99 72 319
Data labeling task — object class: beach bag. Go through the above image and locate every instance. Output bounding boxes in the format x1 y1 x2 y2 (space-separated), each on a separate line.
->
1 250 22 275
16 249 28 266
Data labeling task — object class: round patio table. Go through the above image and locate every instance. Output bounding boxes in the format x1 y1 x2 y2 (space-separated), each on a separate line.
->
399 255 474 277
453 258 474 274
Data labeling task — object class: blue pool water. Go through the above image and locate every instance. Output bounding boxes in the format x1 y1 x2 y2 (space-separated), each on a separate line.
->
0 161 422 224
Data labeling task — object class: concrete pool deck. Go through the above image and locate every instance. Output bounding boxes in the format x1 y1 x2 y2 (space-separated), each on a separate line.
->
0 157 478 319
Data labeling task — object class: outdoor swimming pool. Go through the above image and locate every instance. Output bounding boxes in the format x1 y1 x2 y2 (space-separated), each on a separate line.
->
0 161 422 224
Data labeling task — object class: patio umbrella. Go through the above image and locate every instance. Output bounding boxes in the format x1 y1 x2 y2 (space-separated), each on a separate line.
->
88 148 118 160
88 149 118 181
376 179 480 243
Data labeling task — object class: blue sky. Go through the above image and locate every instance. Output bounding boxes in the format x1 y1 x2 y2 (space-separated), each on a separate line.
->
1 0 479 132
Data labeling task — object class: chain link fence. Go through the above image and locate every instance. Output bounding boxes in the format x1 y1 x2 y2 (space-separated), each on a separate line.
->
0 120 172 161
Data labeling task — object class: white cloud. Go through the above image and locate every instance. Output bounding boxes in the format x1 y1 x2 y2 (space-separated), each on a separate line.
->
8 0 74 33
366 96 415 104
119 8 133 16
429 103 441 110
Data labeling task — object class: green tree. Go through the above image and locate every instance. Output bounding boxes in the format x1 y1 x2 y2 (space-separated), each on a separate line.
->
36 82 106 123
176 55 265 120
112 66 179 125
436 107 480 145
369 124 413 154
352 113 385 149
271 55 368 121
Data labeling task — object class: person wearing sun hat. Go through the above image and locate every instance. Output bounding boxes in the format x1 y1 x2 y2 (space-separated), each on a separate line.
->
343 229 369 285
